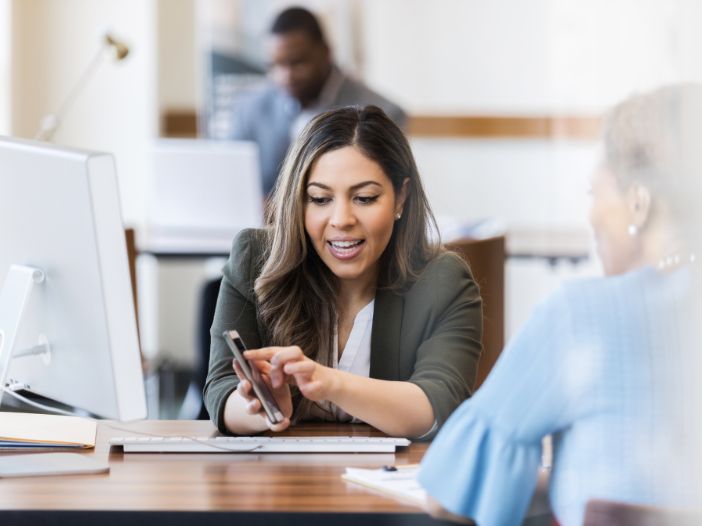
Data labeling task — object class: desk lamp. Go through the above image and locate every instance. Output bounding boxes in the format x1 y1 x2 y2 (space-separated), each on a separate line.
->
34 33 129 142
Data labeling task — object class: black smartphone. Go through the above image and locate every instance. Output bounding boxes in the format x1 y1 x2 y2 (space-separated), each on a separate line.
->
222 330 285 425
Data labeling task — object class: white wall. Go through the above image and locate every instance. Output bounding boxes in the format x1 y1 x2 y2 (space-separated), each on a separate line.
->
547 0 702 112
157 0 198 112
360 0 552 113
10 0 157 229
413 138 597 230
360 0 702 114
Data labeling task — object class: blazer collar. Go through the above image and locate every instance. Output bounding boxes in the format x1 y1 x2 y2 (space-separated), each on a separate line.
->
370 287 403 380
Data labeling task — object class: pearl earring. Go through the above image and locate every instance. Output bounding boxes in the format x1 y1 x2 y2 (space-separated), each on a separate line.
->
395 213 402 220
627 224 638 236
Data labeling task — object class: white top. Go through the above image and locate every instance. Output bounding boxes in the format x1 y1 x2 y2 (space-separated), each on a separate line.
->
334 299 374 376
304 300 374 423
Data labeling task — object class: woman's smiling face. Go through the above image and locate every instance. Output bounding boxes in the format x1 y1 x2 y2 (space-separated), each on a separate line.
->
304 145 407 288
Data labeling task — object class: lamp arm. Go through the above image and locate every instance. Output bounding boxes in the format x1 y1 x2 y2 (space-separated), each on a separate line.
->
34 45 107 141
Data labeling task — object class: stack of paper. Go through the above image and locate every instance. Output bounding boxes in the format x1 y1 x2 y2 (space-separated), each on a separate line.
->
0 412 97 449
342 465 426 505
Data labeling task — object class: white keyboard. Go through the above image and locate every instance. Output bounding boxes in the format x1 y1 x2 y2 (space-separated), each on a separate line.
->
110 435 411 453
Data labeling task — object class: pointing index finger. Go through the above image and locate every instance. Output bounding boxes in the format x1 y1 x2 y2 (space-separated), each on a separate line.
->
243 348 277 361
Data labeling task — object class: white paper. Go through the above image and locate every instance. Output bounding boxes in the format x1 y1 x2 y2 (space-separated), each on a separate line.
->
342 466 427 505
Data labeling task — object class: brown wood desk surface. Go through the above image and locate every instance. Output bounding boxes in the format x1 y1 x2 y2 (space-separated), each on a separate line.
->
0 420 432 516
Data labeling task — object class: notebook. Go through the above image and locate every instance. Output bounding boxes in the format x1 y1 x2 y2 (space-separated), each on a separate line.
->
0 412 97 449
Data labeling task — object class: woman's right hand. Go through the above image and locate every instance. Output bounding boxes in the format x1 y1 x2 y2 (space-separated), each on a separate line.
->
233 359 293 432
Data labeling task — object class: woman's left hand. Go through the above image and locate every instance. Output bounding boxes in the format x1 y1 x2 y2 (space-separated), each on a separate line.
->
243 346 338 402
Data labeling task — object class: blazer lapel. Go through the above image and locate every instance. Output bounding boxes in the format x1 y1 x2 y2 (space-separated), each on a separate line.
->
370 287 404 380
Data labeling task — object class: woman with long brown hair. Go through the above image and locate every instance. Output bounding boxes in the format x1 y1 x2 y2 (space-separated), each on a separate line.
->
204 105 482 438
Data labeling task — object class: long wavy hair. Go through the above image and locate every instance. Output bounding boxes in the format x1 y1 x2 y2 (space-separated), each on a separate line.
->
253 106 440 416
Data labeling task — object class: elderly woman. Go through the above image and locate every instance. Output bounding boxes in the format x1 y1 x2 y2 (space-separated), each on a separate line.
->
204 106 482 439
419 84 702 525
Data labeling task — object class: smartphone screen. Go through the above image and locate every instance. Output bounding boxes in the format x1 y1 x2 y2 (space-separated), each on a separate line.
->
222 330 285 425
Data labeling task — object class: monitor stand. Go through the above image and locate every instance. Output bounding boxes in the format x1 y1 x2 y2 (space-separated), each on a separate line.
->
0 265 48 408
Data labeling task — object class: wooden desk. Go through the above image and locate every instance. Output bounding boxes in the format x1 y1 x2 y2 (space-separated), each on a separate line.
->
0 420 449 526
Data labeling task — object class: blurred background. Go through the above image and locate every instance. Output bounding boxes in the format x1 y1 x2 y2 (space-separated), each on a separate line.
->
3 0 701 417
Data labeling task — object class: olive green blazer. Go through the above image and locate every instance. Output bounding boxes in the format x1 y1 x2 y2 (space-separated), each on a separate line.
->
204 229 483 440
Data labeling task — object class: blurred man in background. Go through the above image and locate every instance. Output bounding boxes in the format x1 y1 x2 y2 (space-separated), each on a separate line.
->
228 6 406 196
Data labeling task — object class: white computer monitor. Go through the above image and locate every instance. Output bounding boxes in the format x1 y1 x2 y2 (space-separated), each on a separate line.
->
142 139 263 254
0 136 146 420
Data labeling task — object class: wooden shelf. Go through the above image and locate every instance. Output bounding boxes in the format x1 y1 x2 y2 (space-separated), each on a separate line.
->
161 109 601 140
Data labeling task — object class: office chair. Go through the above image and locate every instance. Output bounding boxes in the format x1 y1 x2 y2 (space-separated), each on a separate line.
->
194 277 222 419
124 228 139 338
445 235 505 389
